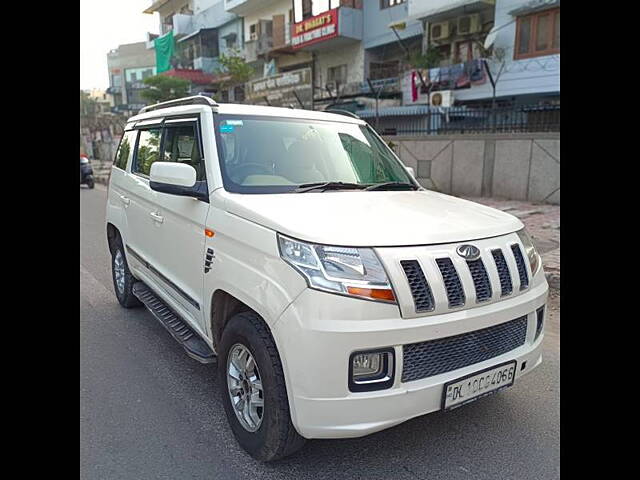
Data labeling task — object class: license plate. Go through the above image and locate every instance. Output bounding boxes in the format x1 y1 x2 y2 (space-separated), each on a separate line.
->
442 361 517 411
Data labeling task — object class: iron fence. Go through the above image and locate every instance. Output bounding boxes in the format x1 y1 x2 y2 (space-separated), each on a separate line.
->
368 104 560 136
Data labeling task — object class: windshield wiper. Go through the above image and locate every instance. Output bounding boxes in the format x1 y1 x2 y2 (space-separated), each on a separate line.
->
364 182 419 191
294 181 366 193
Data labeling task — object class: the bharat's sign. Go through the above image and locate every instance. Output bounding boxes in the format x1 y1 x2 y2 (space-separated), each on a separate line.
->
291 9 338 48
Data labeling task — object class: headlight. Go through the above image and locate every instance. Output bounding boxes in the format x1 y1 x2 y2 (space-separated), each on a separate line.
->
277 234 396 303
516 228 540 275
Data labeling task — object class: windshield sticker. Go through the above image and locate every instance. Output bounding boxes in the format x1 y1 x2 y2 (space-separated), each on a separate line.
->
220 125 235 133
225 120 244 126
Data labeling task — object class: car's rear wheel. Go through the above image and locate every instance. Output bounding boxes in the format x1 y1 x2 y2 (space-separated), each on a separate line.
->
111 237 141 308
218 311 305 461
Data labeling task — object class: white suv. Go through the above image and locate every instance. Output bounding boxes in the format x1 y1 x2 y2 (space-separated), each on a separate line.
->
106 96 548 461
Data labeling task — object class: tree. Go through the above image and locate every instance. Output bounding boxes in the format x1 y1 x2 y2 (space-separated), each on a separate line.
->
140 75 191 103
213 49 254 100
478 46 508 131
80 90 100 117
217 50 254 83
407 46 443 70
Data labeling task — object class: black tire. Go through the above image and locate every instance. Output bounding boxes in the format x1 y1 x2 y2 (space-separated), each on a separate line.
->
87 178 95 189
111 236 142 308
218 312 305 461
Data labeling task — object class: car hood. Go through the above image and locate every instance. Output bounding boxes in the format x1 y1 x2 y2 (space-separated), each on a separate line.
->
218 189 523 247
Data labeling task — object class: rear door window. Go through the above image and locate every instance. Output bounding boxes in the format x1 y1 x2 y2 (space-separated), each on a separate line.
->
133 128 162 176
113 130 138 170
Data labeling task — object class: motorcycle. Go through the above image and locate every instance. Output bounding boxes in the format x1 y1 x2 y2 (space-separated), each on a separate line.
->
80 156 95 189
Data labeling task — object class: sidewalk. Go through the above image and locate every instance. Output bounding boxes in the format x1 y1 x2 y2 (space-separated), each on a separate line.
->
461 196 560 290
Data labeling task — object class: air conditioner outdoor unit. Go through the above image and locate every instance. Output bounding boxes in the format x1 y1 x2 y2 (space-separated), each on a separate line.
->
430 21 450 41
457 14 481 35
430 90 454 107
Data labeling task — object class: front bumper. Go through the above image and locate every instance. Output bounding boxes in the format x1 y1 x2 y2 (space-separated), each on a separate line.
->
272 276 548 439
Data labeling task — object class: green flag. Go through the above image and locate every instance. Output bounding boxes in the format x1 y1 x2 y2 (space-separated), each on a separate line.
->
154 31 175 73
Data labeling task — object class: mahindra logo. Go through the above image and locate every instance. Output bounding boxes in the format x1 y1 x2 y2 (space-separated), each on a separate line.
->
456 244 481 261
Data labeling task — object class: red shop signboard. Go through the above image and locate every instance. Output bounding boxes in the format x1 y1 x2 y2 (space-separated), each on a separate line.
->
291 8 339 49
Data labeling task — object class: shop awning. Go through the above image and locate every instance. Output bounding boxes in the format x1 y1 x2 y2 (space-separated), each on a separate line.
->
162 69 215 85
177 28 217 43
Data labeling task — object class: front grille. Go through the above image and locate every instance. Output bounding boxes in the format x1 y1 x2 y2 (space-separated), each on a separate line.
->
436 258 465 307
401 316 528 382
491 249 513 297
401 260 435 312
511 244 530 290
467 259 492 302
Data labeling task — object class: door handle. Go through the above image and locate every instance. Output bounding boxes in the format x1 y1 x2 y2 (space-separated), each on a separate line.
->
150 212 164 223
119 195 130 206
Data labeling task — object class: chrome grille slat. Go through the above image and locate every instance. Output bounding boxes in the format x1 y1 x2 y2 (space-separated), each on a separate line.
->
511 244 529 290
400 260 435 312
401 316 528 382
435 258 465 307
466 258 492 302
491 249 513 296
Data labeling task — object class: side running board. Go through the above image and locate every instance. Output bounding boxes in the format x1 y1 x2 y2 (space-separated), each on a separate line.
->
132 282 215 364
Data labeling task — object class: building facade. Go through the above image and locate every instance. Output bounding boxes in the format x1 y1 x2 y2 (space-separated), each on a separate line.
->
135 0 559 132
143 0 245 100
407 0 560 106
106 42 157 115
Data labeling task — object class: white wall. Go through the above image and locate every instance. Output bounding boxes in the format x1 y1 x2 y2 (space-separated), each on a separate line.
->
314 42 365 88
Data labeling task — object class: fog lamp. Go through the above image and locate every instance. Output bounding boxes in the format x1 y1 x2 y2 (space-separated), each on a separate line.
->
349 348 395 392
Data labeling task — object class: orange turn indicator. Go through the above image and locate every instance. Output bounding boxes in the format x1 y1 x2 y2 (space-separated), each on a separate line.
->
346 287 396 302
205 229 215 238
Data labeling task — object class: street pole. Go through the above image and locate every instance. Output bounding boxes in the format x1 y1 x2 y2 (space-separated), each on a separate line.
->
366 78 384 132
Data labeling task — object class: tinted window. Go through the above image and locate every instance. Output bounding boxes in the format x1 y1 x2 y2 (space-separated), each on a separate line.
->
114 130 138 170
133 128 162 176
161 124 206 181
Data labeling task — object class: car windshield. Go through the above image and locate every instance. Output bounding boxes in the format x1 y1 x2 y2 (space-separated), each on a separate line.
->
214 114 415 194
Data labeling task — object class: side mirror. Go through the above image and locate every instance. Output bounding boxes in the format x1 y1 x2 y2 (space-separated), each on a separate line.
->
149 162 207 201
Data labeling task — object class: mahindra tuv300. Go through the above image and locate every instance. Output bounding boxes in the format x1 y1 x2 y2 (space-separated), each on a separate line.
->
106 97 547 461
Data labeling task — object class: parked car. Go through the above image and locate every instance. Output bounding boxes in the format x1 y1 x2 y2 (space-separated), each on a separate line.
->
80 155 95 189
106 96 548 461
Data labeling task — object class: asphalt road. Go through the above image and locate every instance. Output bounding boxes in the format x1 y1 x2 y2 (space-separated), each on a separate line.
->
80 185 560 480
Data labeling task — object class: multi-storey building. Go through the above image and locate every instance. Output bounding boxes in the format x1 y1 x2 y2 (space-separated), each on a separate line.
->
143 0 244 99
407 0 560 106
232 1 423 111
136 0 559 132
106 42 157 115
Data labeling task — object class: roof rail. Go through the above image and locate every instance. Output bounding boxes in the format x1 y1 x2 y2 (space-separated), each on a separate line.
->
139 95 218 114
325 109 361 120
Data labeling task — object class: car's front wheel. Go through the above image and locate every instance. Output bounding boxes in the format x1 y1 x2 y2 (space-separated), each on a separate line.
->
218 312 305 461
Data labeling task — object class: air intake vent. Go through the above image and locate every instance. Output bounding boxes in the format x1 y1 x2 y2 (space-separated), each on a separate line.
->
535 306 545 340
436 258 465 307
401 260 435 312
466 258 492 302
491 249 513 296
511 244 529 290
402 316 528 382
